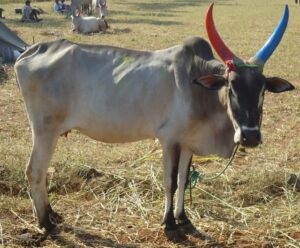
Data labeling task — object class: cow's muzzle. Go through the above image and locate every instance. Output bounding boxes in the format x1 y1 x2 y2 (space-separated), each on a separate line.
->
234 126 262 147
240 126 262 147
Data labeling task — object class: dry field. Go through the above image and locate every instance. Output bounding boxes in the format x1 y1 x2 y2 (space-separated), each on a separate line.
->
1 0 300 247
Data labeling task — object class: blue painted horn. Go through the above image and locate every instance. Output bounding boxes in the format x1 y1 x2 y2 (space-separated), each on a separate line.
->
251 5 289 64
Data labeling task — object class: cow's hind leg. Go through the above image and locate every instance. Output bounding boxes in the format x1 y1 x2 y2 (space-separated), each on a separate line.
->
26 132 61 232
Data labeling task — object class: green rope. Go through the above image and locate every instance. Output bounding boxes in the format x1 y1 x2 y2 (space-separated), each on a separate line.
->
189 169 202 188
188 143 240 189
187 144 239 205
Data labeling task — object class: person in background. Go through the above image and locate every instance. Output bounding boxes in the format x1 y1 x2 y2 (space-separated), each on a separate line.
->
54 0 70 13
21 0 42 22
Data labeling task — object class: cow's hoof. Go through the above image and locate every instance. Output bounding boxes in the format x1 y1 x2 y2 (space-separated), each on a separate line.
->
49 210 63 225
40 216 56 234
176 217 197 234
46 225 61 236
41 206 63 233
177 221 197 234
164 228 187 242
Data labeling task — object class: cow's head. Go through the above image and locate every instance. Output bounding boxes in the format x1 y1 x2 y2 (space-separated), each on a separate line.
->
194 4 294 148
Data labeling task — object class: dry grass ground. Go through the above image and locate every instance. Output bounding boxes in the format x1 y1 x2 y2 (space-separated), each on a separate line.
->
1 0 300 247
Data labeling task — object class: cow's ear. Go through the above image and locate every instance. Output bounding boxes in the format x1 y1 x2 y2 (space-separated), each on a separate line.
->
193 75 226 90
265 77 295 93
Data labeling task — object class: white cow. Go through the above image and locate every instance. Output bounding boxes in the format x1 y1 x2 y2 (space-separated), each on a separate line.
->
71 13 108 33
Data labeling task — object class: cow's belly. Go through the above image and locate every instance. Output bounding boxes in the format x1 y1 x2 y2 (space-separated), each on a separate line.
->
69 97 166 143
67 66 175 143
75 120 155 143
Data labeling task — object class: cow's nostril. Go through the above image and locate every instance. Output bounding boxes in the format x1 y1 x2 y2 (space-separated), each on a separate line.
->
240 128 261 147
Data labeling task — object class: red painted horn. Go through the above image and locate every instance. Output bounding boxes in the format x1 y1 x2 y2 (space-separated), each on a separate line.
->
206 3 236 63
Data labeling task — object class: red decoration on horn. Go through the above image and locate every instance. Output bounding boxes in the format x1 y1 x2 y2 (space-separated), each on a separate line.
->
206 3 236 63
224 60 237 79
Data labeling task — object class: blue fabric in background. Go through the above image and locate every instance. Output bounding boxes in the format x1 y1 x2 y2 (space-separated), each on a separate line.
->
0 46 20 63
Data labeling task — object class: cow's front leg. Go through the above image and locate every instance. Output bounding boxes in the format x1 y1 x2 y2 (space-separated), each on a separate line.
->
161 143 180 232
174 147 196 233
26 132 61 232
